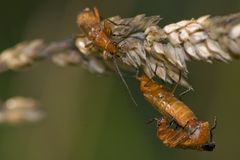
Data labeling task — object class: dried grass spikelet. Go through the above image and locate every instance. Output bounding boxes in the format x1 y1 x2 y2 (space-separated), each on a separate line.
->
142 14 239 86
75 12 240 88
0 40 44 71
0 12 238 89
111 12 240 87
51 50 83 66
0 97 45 124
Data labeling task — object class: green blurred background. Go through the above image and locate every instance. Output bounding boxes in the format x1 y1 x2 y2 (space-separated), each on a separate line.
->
0 0 239 160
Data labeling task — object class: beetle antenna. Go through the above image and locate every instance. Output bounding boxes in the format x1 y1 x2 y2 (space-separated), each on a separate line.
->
113 56 138 106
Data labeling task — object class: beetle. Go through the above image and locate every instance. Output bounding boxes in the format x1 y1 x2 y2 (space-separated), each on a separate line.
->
138 74 216 151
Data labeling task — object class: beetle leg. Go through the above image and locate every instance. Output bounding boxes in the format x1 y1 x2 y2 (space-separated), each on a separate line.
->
146 117 161 125
171 70 182 94
103 20 113 37
179 87 193 100
210 116 217 142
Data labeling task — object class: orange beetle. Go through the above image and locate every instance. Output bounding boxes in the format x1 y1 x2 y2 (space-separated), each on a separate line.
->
138 74 216 151
77 7 118 56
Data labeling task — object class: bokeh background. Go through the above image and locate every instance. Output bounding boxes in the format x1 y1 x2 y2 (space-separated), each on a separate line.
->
0 0 239 160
